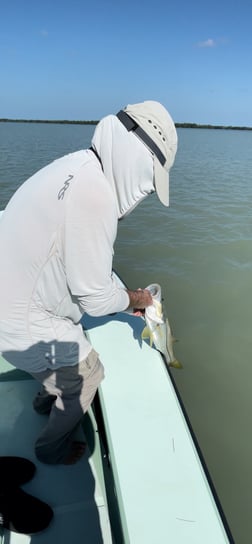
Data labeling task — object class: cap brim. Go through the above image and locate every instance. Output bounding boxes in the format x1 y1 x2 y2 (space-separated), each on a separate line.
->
154 155 169 207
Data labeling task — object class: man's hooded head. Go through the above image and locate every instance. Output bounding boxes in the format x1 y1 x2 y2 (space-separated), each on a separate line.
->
91 100 177 219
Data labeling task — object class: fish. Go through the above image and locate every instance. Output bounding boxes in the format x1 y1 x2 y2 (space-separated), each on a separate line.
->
141 283 182 369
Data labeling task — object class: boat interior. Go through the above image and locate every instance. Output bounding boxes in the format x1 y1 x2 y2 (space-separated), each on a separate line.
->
0 309 233 543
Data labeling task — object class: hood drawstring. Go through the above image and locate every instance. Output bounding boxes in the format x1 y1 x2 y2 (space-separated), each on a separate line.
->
89 147 103 171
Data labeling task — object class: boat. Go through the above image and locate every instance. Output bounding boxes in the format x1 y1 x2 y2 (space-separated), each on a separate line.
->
0 209 234 543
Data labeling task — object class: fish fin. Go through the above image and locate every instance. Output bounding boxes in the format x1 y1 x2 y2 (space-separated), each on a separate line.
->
141 327 154 347
141 326 150 340
169 359 183 370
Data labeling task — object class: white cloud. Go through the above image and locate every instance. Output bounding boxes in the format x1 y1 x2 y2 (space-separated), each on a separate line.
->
197 38 216 48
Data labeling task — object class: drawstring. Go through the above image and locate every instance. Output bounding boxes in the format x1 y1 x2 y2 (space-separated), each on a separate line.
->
89 147 103 171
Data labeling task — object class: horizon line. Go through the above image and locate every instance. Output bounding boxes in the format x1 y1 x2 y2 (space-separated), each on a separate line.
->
0 118 252 131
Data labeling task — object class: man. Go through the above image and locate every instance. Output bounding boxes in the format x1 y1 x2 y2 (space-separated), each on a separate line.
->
0 101 177 464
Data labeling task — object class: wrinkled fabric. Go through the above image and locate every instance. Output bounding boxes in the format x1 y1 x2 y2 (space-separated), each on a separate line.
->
31 349 104 464
0 116 154 373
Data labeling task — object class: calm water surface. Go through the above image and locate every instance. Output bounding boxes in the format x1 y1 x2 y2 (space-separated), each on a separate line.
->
1 122 252 543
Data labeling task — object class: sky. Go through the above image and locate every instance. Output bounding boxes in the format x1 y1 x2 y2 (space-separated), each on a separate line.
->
1 0 252 126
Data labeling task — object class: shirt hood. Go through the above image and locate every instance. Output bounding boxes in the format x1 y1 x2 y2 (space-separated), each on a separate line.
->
91 115 154 219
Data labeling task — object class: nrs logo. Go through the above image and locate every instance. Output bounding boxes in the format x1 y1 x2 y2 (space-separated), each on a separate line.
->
58 175 74 200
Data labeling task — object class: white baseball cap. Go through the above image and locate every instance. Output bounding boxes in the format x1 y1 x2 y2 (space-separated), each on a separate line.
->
116 100 178 206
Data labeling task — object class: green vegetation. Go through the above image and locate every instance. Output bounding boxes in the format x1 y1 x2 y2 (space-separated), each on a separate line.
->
0 119 252 130
175 122 252 131
0 118 98 125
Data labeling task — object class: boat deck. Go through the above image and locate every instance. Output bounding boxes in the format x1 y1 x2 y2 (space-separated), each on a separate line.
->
0 309 233 543
83 312 232 544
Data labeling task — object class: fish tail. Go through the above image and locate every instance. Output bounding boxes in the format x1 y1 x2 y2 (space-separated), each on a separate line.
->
169 359 183 370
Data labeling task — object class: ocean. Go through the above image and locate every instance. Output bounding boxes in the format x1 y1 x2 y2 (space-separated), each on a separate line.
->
1 121 252 543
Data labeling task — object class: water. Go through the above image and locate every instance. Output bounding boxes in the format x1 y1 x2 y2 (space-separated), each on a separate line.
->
1 122 252 543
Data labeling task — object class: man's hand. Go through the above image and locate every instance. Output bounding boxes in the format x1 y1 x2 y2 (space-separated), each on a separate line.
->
126 288 153 311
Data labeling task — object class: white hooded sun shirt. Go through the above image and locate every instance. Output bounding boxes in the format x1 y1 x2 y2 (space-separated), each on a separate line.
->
0 116 154 372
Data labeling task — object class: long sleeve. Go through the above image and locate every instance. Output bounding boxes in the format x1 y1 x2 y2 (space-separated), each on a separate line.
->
64 163 129 316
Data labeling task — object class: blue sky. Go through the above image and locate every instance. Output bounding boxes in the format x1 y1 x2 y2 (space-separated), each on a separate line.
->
1 0 252 125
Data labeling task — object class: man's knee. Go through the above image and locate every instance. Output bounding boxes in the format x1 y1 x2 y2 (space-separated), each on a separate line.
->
33 393 57 415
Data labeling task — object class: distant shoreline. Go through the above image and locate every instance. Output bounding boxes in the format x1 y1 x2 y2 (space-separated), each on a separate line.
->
0 118 252 131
